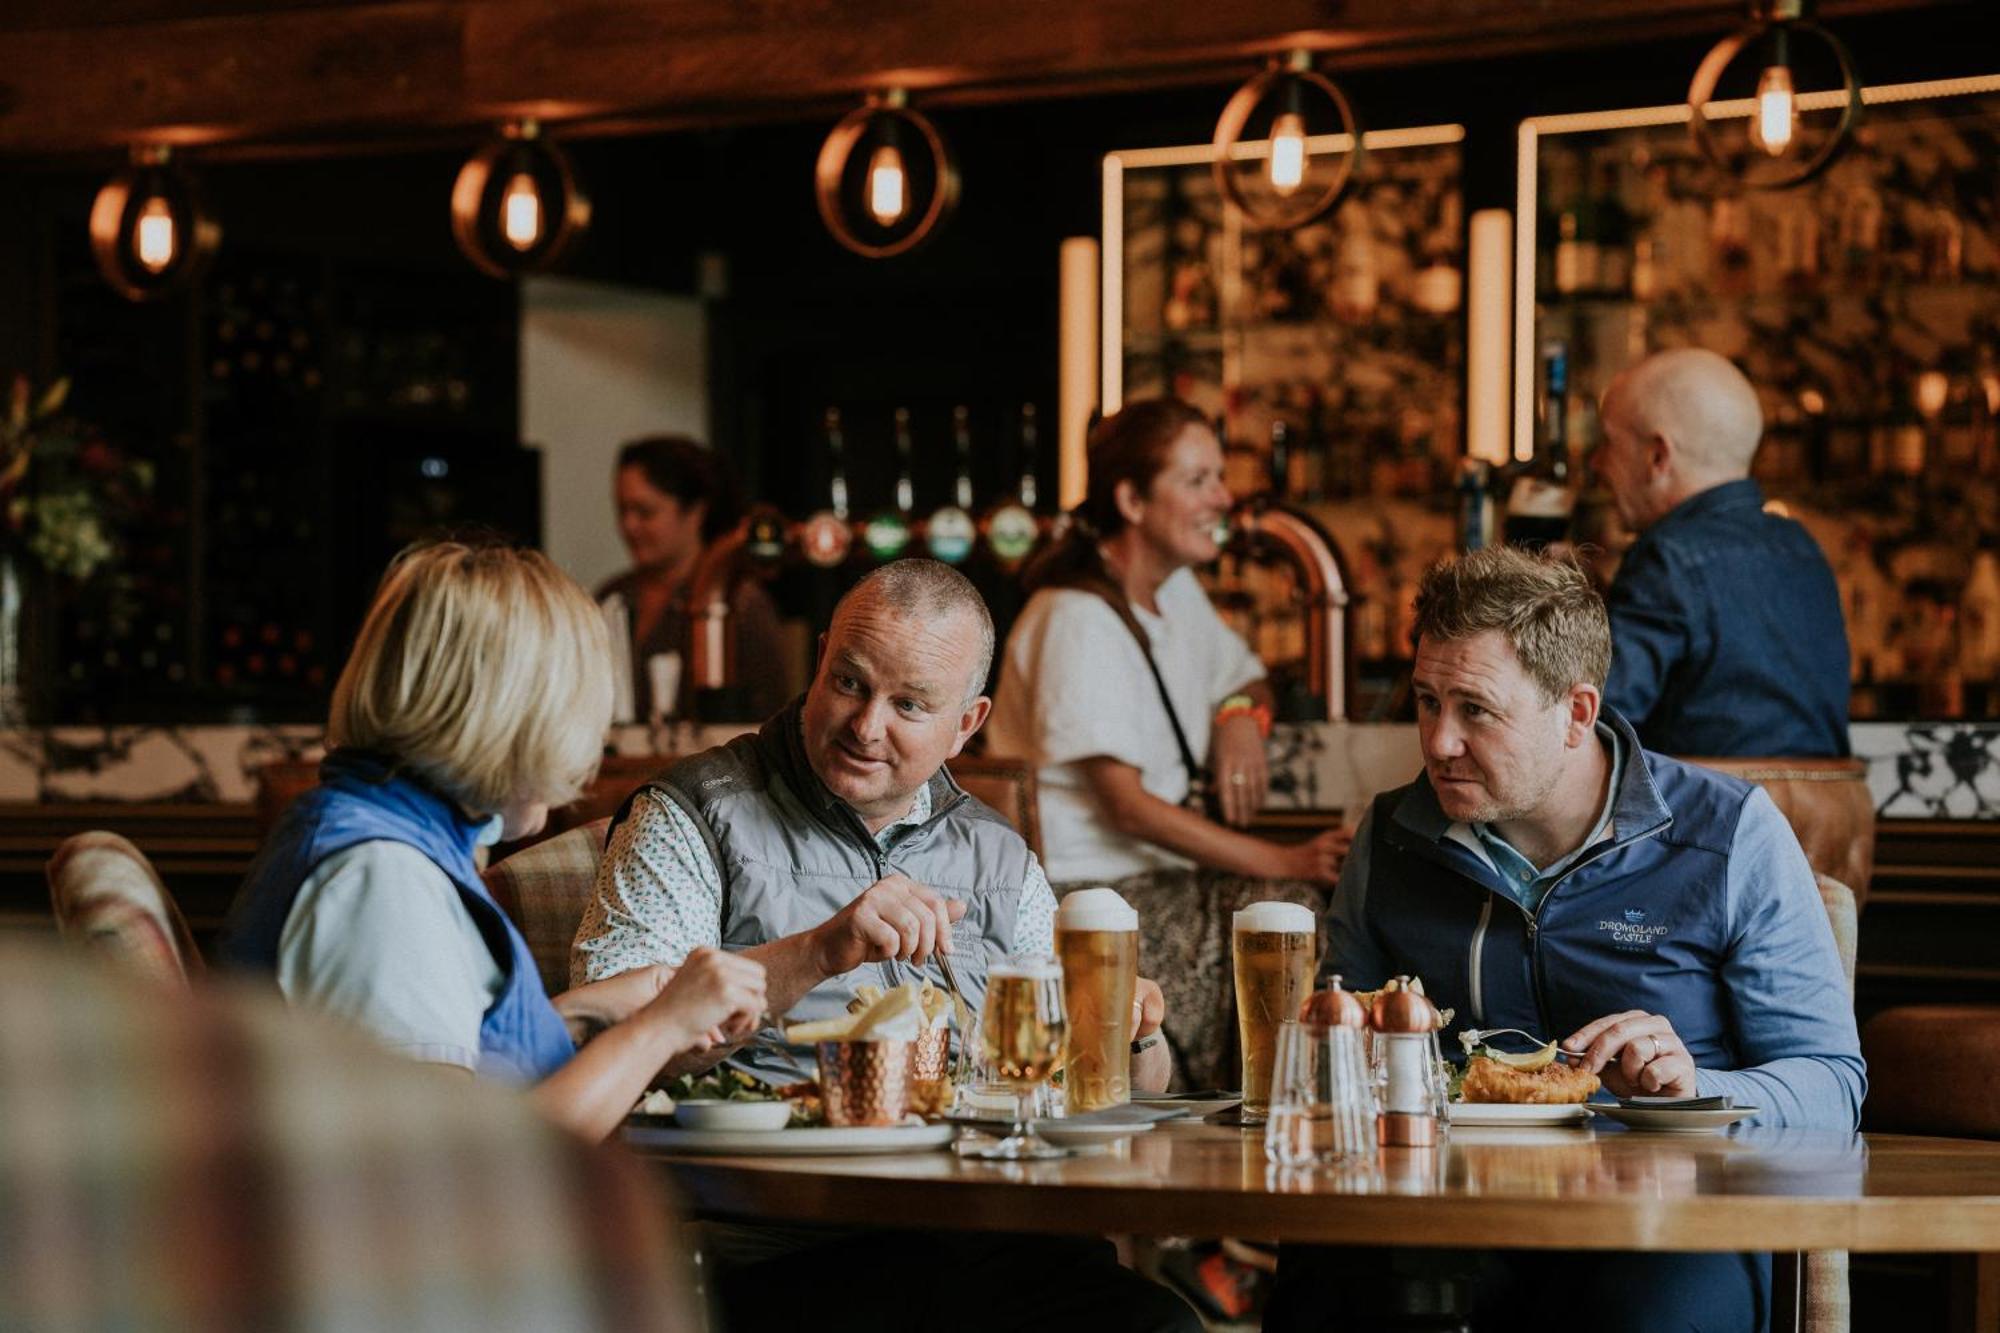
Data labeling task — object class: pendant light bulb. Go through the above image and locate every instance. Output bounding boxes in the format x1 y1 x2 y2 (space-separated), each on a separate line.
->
500 170 544 251
866 143 908 227
1268 110 1309 195
1750 62 1798 157
134 194 177 273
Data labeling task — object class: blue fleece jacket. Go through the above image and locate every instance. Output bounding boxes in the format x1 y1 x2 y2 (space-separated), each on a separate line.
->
1322 708 1865 1132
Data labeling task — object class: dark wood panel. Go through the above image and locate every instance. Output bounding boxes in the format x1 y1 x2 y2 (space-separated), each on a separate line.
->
1856 820 2000 1019
0 0 1953 153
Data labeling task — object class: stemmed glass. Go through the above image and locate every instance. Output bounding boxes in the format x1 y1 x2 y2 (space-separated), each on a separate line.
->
965 953 1069 1160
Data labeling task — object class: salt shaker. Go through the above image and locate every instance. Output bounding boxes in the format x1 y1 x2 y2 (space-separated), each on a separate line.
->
1369 976 1444 1148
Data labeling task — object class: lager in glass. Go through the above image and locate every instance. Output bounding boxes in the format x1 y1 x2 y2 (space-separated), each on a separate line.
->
1055 887 1140 1112
1233 901 1316 1122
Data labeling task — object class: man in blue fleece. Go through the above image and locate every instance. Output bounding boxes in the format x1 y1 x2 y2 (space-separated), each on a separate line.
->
1267 545 1863 1333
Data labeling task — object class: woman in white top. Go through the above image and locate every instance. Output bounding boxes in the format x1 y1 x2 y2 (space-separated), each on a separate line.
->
986 398 1346 1088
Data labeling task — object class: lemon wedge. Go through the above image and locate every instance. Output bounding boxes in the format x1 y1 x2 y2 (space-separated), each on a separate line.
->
1480 1040 1559 1071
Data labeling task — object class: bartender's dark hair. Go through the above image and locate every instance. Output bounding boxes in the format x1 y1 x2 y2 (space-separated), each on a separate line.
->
616 436 744 543
1021 397 1213 598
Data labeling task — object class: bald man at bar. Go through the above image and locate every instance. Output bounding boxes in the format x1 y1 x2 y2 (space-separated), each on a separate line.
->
1592 348 1851 757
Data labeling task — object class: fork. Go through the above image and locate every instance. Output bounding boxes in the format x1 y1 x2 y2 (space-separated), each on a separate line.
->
933 950 977 1085
1459 1026 1592 1064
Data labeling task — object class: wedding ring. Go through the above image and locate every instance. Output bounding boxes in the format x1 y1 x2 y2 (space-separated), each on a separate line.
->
1229 773 1248 785
1647 1035 1661 1062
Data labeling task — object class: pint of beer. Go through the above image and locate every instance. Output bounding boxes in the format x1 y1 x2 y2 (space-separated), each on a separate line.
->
1055 888 1140 1113
1233 901 1317 1122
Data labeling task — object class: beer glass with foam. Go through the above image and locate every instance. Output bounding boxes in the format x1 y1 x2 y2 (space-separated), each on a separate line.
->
1056 887 1140 1113
1233 901 1317 1123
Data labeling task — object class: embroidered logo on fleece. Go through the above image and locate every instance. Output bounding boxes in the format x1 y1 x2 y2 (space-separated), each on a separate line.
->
1599 906 1670 950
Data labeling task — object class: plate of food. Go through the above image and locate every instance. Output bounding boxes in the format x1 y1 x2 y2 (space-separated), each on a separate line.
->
1447 1102 1595 1127
1448 1029 1600 1127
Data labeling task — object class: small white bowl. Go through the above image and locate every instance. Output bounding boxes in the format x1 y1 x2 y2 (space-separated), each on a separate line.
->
673 1099 792 1131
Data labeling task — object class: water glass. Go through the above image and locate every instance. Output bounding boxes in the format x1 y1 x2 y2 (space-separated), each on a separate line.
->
1264 1019 1377 1167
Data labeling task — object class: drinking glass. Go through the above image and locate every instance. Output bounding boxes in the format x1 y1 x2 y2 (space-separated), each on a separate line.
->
1233 902 1317 1123
965 953 1069 1160
1264 1019 1378 1167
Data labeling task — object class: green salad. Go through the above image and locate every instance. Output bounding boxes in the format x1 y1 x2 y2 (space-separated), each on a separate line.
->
661 1067 780 1102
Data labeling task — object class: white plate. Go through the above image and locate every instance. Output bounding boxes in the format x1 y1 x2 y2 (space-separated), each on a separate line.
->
622 1121 956 1155
672 1100 792 1131
1133 1093 1243 1117
1588 1103 1759 1134
1028 1119 1156 1149
1448 1102 1594 1127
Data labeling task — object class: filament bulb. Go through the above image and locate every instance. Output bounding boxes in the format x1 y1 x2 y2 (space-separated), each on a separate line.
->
1268 110 1308 195
1749 63 1797 158
135 195 177 273
500 171 544 251
867 143 907 227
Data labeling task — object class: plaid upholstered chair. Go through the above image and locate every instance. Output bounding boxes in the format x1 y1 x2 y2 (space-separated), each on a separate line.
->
0 939 700 1333
485 817 613 1001
1767 873 1860 1333
46 831 204 988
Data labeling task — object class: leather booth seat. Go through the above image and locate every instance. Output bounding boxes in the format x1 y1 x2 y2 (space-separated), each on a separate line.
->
1861 1004 2000 1140
1683 756 1875 909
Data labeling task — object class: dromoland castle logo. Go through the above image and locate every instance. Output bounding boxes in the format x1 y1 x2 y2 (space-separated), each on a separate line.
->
1600 906 1670 949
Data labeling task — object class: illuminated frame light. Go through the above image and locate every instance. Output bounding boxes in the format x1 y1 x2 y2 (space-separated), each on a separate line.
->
1211 50 1364 232
1687 0 1862 192
89 146 222 303
814 90 959 260
1099 124 1464 414
1513 72 2000 462
450 120 592 280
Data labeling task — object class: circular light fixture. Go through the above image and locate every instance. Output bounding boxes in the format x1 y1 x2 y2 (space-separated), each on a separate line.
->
1688 0 1861 191
814 90 959 259
450 119 591 278
89 146 221 302
1212 50 1364 231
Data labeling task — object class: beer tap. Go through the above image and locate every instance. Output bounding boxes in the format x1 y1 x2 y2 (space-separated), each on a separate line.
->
924 405 978 564
984 402 1042 568
799 407 855 569
863 407 916 561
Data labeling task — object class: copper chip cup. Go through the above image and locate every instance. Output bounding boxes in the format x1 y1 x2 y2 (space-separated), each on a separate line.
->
817 1040 913 1127
907 1027 953 1118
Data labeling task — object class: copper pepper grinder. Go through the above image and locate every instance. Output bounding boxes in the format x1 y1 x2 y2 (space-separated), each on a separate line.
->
1368 976 1444 1148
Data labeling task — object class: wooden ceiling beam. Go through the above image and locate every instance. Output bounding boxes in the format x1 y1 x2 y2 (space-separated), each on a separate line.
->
0 0 1957 156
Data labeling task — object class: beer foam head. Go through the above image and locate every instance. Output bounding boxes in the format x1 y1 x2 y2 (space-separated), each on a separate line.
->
1056 887 1138 932
989 953 1062 981
1233 901 1315 934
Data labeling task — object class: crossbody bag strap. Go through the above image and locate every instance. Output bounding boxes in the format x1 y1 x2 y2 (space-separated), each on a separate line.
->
1087 587 1207 801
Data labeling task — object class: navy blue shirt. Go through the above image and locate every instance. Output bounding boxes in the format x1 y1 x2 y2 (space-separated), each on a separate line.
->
1605 479 1850 758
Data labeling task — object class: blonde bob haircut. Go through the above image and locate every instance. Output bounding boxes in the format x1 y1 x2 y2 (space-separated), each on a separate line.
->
329 542 614 815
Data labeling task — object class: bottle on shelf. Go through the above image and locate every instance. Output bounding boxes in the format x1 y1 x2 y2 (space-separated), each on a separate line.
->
924 406 978 565
1504 341 1576 548
799 407 855 569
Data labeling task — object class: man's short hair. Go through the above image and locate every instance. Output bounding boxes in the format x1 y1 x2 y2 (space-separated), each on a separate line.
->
329 542 614 813
1413 547 1611 702
838 559 995 706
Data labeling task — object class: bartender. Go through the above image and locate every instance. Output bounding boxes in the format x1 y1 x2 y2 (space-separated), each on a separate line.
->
598 435 788 721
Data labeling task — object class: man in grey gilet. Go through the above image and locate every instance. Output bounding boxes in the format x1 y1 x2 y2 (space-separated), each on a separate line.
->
573 560 1194 1333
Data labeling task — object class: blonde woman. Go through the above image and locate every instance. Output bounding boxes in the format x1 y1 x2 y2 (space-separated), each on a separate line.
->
221 542 765 1141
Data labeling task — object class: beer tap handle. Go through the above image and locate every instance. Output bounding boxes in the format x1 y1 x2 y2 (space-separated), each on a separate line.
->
893 406 915 516
952 405 975 511
824 406 850 520
1017 402 1039 511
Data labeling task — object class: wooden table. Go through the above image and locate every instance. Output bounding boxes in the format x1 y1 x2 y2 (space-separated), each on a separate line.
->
635 1120 2000 1328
